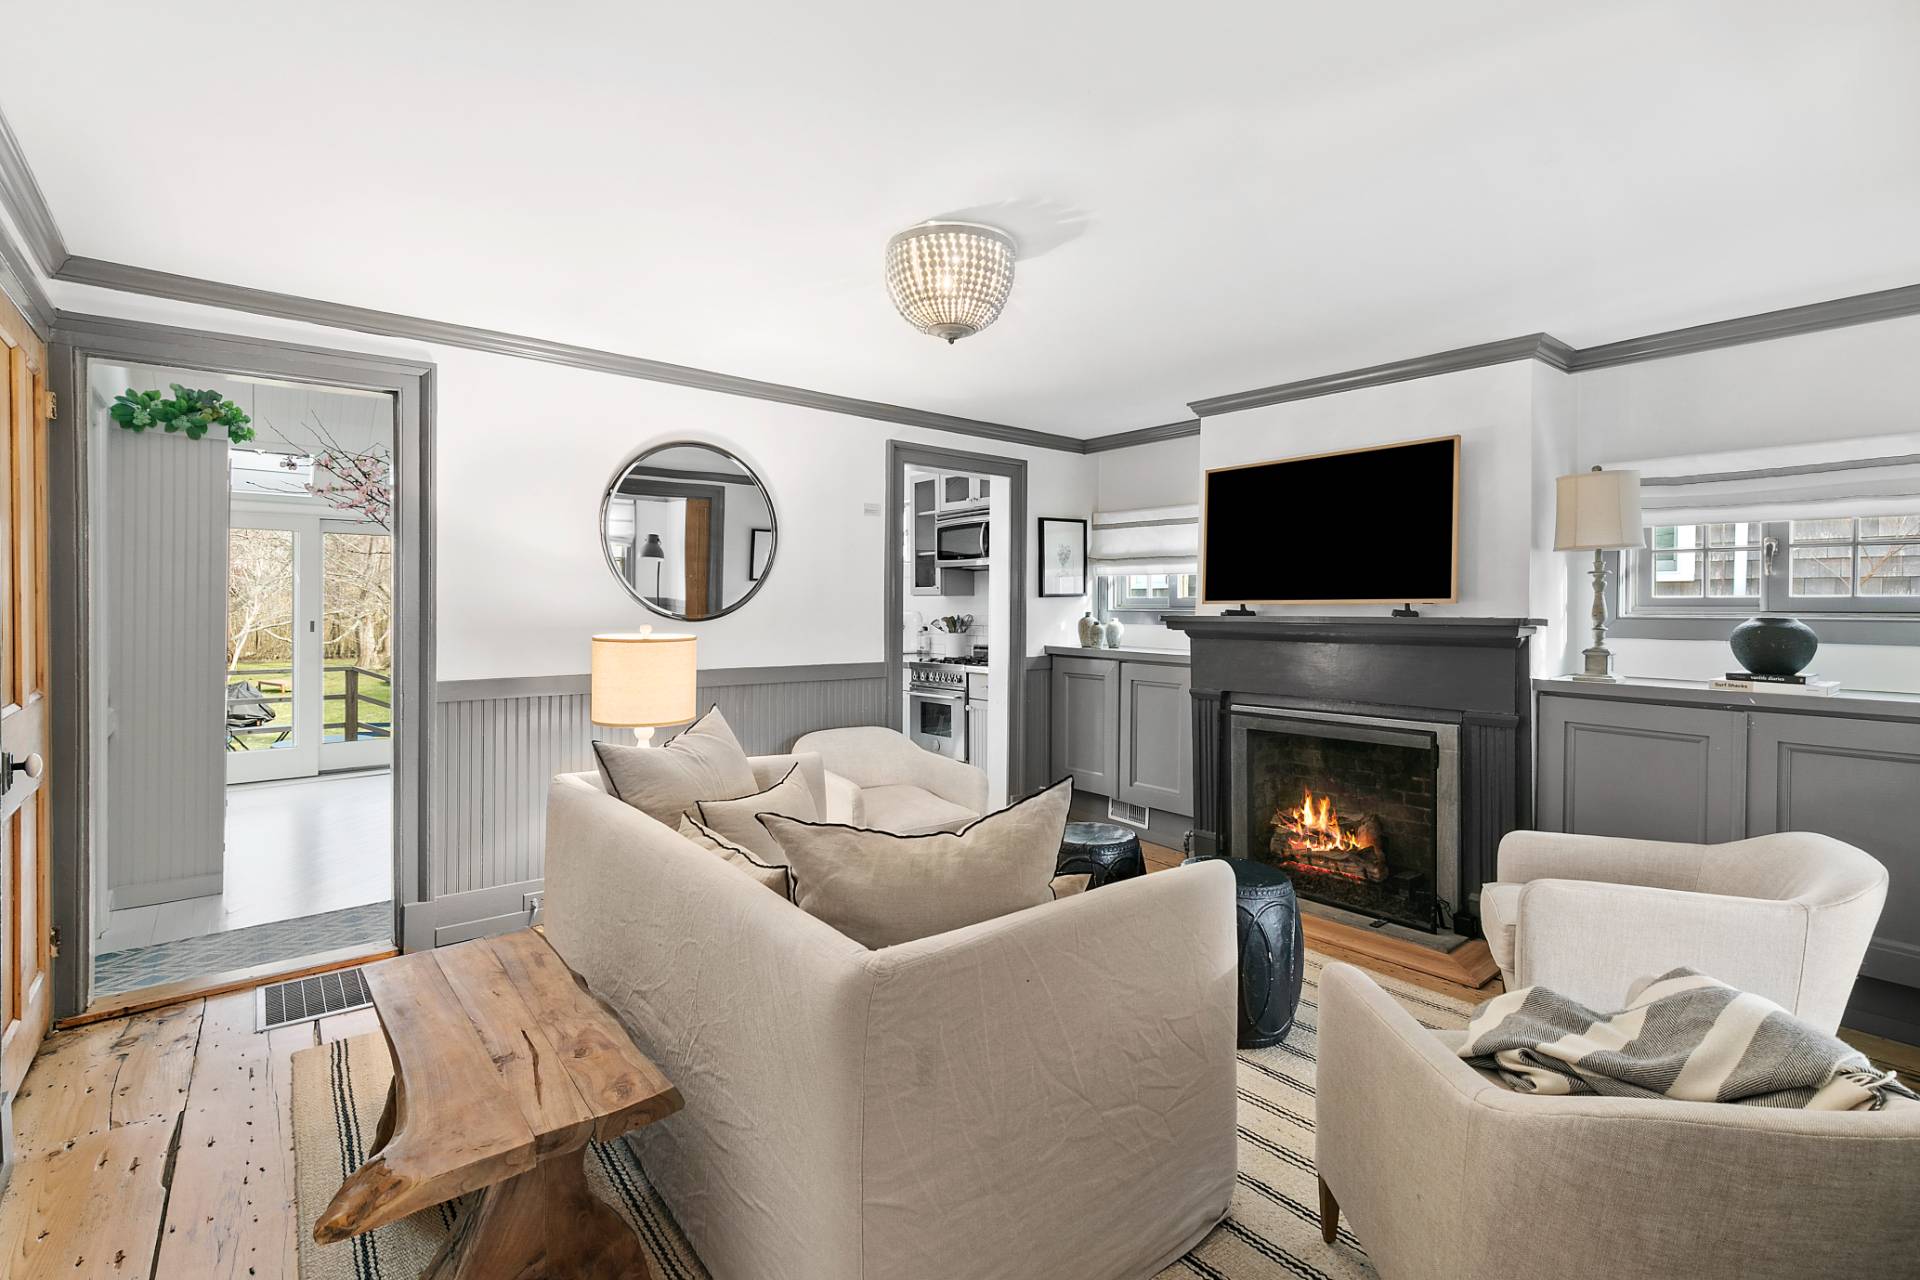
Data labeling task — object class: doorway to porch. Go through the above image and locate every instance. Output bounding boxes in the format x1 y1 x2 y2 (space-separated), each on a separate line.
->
87 361 400 999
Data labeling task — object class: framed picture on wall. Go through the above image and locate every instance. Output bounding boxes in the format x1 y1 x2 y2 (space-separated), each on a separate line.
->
748 526 774 581
1037 517 1088 596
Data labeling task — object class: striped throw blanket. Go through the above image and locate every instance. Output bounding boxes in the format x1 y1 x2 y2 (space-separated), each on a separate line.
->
1459 968 1915 1111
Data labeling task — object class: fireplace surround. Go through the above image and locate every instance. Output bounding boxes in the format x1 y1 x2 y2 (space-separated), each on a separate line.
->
1169 613 1542 944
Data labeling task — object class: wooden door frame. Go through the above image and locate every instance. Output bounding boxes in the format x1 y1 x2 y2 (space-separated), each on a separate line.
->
47 312 435 1020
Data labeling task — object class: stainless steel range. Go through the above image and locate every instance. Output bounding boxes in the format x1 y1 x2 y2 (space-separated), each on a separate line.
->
907 655 986 762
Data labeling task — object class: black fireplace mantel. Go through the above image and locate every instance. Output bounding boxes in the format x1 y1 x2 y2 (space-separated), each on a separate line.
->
1167 613 1546 918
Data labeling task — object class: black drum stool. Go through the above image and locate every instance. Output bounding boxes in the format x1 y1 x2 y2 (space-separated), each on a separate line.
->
1192 857 1306 1048
1055 821 1147 889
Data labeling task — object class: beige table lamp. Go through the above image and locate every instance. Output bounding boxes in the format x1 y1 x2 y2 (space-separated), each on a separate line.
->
1554 465 1644 682
591 627 697 744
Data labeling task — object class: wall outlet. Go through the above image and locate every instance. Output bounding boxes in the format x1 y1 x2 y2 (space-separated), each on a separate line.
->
863 502 882 516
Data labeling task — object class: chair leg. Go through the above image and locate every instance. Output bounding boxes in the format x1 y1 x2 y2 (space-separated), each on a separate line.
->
1318 1175 1339 1245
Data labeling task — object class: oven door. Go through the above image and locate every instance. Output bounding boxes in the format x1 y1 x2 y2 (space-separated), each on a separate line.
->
907 688 967 760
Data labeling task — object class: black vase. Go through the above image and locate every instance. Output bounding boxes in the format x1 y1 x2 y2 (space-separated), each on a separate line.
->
1729 616 1820 677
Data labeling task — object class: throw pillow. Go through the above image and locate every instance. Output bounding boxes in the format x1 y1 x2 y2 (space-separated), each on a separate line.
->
757 777 1073 948
693 763 820 864
676 815 791 897
593 704 759 826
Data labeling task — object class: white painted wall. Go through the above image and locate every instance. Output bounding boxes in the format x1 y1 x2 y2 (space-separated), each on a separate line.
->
56 284 1097 683
1094 435 1201 510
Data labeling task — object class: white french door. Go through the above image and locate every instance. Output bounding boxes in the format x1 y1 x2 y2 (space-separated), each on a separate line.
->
227 512 321 783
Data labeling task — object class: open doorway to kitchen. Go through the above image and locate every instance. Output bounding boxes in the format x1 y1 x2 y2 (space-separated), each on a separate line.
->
83 360 400 1002
885 441 1028 807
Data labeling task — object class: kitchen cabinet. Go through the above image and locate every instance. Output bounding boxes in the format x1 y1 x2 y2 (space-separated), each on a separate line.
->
1536 678 1920 1009
909 473 977 597
1118 662 1193 814
937 472 990 516
1048 651 1194 816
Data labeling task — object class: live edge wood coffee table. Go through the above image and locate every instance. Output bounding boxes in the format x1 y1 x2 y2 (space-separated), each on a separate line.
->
314 929 683 1279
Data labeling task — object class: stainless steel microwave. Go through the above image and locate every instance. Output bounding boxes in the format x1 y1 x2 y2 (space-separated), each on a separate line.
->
935 518 989 564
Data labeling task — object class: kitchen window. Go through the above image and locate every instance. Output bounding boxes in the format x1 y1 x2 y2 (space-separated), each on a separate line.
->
1625 515 1920 617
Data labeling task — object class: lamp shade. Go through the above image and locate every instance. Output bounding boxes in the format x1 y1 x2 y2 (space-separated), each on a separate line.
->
1555 468 1645 551
591 630 697 728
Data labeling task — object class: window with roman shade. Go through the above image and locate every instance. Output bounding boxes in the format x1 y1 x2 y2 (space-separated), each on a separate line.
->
1617 435 1920 618
1090 505 1200 619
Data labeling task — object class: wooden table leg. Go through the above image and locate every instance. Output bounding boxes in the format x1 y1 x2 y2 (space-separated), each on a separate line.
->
420 1147 652 1280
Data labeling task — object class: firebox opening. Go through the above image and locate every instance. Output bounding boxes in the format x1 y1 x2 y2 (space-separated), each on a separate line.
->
1242 720 1442 933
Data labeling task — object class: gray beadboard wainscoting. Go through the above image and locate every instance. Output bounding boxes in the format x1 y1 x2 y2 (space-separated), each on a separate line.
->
408 662 887 949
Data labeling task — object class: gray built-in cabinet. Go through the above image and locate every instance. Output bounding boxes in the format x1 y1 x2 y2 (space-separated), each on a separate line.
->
1048 650 1193 816
1536 678 1920 1025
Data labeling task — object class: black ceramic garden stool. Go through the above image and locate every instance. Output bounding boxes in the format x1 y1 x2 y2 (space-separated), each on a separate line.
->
1055 821 1147 889
1217 857 1306 1049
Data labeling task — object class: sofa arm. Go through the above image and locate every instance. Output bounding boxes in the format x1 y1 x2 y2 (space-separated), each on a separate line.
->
1317 963 1492 1276
1497 830 1711 892
1513 879 1817 1023
912 748 989 814
822 768 864 825
852 862 1239 1280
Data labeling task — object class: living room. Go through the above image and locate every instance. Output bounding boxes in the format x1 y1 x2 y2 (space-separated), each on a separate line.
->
0 3 1915 1278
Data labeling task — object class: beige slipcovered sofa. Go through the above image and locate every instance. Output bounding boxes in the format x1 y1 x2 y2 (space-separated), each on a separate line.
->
1315 962 1920 1280
1479 830 1887 1034
793 725 989 834
543 768 1239 1280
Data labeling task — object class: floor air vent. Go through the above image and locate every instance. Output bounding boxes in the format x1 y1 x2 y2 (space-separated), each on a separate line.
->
257 967 373 1031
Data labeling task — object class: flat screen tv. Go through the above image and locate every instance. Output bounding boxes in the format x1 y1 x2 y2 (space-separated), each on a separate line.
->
1203 435 1460 605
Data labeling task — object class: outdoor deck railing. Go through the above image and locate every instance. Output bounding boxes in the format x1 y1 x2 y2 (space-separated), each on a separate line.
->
226 664 392 746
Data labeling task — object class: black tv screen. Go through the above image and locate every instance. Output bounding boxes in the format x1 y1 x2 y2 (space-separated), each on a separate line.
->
1203 435 1459 604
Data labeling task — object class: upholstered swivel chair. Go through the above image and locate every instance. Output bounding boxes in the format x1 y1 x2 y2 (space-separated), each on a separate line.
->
791 726 989 835
1315 962 1920 1280
1478 830 1886 1033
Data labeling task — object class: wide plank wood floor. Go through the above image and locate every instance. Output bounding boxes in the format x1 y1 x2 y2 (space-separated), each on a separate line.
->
4 859 1914 1279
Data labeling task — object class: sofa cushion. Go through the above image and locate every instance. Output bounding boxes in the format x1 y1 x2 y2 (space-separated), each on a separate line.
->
757 778 1073 948
593 705 759 826
677 815 791 897
859 784 977 835
1480 881 1521 979
694 763 820 863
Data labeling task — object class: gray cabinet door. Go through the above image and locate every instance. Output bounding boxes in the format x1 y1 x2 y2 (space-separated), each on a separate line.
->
1050 657 1118 796
1537 694 1746 844
1748 712 1920 990
1118 662 1192 815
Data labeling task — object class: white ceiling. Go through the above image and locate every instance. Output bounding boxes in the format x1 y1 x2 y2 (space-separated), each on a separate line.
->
7 1 1919 437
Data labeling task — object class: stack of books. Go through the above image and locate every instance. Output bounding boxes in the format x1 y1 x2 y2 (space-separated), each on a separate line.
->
1710 672 1840 696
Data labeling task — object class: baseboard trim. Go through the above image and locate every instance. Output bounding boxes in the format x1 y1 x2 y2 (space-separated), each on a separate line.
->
110 872 224 911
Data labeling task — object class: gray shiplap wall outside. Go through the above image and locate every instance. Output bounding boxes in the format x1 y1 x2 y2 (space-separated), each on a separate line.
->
105 427 228 907
424 665 888 908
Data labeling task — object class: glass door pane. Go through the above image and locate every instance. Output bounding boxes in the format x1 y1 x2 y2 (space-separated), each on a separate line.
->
226 527 299 751
321 529 394 769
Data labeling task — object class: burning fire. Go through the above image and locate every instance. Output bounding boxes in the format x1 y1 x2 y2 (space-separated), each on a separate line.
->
1275 788 1373 855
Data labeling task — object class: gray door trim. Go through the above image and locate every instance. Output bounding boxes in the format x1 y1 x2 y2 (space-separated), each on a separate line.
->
46 312 436 1017
884 440 1029 792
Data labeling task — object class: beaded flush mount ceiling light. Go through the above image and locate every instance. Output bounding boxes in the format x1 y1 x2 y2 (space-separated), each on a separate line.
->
884 221 1018 343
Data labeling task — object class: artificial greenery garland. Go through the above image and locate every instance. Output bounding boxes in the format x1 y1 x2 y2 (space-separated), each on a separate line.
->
110 384 255 442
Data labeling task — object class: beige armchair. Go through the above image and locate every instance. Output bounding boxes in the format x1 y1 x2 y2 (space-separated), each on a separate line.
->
791 725 989 834
1315 963 1920 1280
1479 831 1886 1033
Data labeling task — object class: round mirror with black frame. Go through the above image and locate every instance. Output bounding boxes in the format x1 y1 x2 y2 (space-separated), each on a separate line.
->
601 441 777 621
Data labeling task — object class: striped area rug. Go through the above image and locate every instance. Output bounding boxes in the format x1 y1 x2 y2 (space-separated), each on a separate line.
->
291 953 1475 1280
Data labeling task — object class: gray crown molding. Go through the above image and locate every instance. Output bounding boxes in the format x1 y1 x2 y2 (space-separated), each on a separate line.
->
0 215 52 337
54 255 1090 454
1566 282 1920 370
0 109 67 276
1187 333 1572 418
1082 418 1202 453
